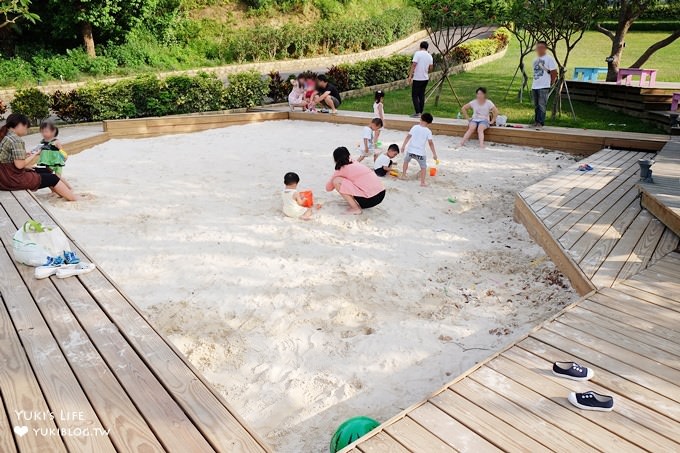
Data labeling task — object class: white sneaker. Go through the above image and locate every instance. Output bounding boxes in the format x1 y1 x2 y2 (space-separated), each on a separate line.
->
35 256 74 280
56 262 96 279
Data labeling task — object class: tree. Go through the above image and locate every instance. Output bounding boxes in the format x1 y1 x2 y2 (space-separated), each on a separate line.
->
44 0 161 57
0 0 38 30
532 0 606 117
595 1 680 81
503 1 541 102
413 0 505 106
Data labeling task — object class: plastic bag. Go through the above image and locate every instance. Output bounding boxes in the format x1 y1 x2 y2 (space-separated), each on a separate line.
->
12 220 71 266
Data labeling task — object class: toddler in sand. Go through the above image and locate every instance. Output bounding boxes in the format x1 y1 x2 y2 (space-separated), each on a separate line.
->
374 144 399 177
282 172 312 220
357 118 383 163
288 76 306 111
401 113 438 186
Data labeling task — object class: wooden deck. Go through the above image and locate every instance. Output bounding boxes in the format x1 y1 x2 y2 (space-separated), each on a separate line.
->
0 190 270 452
640 137 680 237
344 147 680 452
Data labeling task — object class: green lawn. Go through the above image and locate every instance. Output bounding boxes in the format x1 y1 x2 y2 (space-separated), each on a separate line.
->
341 31 680 133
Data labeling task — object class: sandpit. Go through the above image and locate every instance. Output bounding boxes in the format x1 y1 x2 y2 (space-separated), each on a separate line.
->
44 120 578 452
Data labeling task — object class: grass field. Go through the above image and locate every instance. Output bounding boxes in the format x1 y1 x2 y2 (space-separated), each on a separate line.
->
341 31 680 133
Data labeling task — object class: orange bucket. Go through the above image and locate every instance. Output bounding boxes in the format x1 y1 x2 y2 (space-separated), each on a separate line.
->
429 167 437 176
300 190 314 208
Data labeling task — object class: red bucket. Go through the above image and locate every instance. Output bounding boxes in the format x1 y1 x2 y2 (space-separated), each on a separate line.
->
300 190 314 208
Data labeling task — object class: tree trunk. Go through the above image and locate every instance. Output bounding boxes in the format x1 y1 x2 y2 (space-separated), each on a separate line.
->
433 67 449 107
82 22 96 58
631 30 680 68
605 21 632 82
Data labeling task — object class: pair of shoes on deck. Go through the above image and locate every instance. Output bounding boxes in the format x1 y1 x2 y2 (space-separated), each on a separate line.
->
35 251 96 280
552 361 614 412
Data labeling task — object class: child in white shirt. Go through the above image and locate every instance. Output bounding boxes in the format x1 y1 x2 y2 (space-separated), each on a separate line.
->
281 172 312 220
374 144 399 177
357 118 383 163
373 91 385 145
401 113 438 186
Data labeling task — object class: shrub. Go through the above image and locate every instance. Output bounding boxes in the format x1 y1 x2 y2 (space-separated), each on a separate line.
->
0 58 35 86
326 65 351 92
11 88 50 125
594 20 680 32
32 55 80 81
50 90 96 123
268 71 290 103
167 72 226 113
491 27 511 51
222 71 268 109
451 39 498 64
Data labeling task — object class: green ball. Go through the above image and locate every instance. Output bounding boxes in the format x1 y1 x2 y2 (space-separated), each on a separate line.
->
330 416 380 453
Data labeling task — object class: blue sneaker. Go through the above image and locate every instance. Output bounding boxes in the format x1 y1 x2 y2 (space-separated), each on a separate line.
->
552 361 594 381
63 251 80 265
35 256 67 280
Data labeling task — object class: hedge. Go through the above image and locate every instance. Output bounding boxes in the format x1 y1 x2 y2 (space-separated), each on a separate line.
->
49 72 268 123
321 28 511 93
595 20 680 32
602 4 680 21
222 7 422 62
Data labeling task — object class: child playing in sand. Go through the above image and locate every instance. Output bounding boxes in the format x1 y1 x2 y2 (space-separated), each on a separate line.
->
303 76 318 112
34 121 72 190
373 91 385 145
357 118 383 163
282 172 312 220
374 144 399 177
288 76 306 111
402 113 438 187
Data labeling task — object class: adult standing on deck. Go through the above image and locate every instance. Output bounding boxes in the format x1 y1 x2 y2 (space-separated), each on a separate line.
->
408 41 434 118
531 41 558 129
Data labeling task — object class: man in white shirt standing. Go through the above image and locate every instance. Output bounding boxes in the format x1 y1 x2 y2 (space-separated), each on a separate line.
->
408 41 434 118
531 41 558 129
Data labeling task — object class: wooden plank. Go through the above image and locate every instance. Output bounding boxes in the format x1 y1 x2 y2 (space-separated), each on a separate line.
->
531 326 680 403
542 152 649 230
383 417 455 453
0 296 66 453
0 392 17 453
609 282 680 314
569 305 680 357
519 336 680 423
531 150 642 213
452 378 591 452
625 271 680 301
544 320 680 386
520 148 619 201
432 387 546 452
591 289 680 330
576 198 642 278
356 432 410 453
408 402 501 452
502 345 680 446
472 364 643 451
65 133 110 155
615 217 666 282
513 194 595 295
581 297 680 344
558 184 639 252
10 191 267 452
590 209 654 286
554 315 680 371
641 186 680 238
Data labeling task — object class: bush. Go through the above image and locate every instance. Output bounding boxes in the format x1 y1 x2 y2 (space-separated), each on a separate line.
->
51 90 96 123
166 72 226 113
31 55 80 81
602 4 680 20
595 20 680 32
223 71 268 109
0 58 35 86
491 27 511 51
268 71 290 103
451 39 498 64
327 65 351 92
11 88 50 125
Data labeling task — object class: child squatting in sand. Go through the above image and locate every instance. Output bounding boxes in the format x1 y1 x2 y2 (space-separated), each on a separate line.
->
282 172 313 220
401 113 438 186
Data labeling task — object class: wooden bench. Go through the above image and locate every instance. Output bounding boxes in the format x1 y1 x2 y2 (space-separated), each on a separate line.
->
617 68 657 87
671 92 680 112
572 67 608 82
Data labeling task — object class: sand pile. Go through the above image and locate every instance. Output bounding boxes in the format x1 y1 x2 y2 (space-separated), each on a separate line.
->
45 120 578 452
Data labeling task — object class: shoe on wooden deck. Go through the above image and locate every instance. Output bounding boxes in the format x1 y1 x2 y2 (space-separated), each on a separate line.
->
568 391 614 412
552 361 594 381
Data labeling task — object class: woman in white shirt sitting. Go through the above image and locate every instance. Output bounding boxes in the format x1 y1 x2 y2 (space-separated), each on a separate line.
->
457 87 498 149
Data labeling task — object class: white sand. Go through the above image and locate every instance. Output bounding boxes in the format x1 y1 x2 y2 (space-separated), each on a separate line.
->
44 120 578 452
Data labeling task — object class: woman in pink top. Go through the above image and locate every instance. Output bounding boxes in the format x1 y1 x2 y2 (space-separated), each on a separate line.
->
326 146 386 214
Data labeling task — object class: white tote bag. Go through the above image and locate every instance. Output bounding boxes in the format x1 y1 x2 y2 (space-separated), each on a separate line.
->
12 220 71 266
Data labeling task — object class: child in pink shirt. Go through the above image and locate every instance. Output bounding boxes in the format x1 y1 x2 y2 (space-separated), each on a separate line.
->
326 146 386 214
